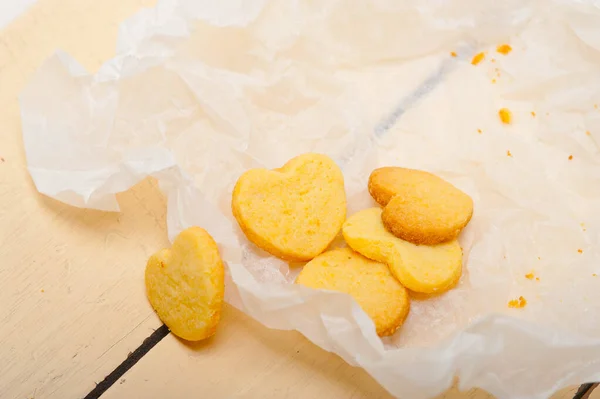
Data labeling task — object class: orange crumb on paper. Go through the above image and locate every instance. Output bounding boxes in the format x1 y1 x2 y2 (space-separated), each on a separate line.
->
595 104 598 109
593 274 598 277
531 111 536 117
499 108 512 124
471 52 485 65
507 150 513 157
497 44 512 55
568 155 573 160
477 129 482 134
525 272 535 280
491 79 497 84
535 277 540 281
40 289 44 293
450 51 457 57
578 249 583 254
508 296 527 309
586 131 591 136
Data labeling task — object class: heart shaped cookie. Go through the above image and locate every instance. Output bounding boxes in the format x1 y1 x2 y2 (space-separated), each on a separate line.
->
232 153 346 261
145 227 225 341
369 167 473 245
296 248 410 336
343 208 462 294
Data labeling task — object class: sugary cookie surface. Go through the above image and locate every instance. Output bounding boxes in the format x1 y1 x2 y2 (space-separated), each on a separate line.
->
369 167 473 245
295 248 410 336
145 227 225 341
343 208 463 294
232 153 346 261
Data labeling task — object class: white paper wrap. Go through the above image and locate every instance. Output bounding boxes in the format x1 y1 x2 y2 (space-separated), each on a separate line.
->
20 0 600 397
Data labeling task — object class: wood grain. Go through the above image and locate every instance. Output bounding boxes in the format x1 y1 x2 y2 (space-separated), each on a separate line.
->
0 0 590 398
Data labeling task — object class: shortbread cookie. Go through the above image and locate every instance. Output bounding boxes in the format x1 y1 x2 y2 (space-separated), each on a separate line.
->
232 153 346 261
296 248 410 336
145 227 225 341
343 208 462 294
369 167 473 245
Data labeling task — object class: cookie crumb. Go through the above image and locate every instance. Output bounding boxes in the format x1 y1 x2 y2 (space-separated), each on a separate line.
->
497 44 512 55
535 277 540 281
477 128 482 134
471 52 485 65
595 104 598 109
568 155 573 160
593 273 597 277
499 108 512 124
586 131 591 136
450 51 457 57
40 289 44 293
531 111 536 117
578 249 583 254
525 272 535 280
508 296 527 308
537 256 541 260
507 150 513 157
491 79 497 84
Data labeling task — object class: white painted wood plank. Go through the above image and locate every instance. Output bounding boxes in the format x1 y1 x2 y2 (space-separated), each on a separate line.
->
101 305 395 399
0 1 160 398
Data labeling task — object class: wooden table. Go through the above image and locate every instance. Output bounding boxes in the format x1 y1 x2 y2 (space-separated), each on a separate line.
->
0 0 594 398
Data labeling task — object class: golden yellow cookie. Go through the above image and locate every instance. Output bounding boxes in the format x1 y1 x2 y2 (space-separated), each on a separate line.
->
232 153 346 261
343 208 462 294
369 167 473 245
145 227 225 341
295 248 410 336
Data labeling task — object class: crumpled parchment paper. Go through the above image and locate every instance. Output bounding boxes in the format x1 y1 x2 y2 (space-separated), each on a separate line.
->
19 0 600 397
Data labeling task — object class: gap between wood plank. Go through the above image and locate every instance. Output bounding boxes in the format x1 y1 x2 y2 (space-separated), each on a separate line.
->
574 383 599 399
82 324 169 399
